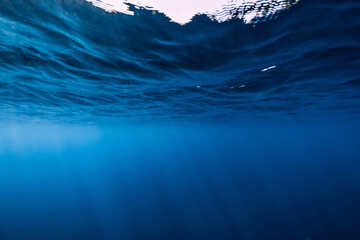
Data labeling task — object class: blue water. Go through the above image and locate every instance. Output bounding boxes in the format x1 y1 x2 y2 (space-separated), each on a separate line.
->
1 0 360 239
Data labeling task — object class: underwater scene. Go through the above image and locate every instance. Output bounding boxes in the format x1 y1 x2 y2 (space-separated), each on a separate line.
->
0 0 360 239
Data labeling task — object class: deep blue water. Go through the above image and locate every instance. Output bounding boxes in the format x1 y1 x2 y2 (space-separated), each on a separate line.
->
1 121 360 239
1 0 360 239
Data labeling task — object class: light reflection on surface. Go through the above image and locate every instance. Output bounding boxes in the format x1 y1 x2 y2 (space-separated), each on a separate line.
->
87 0 300 24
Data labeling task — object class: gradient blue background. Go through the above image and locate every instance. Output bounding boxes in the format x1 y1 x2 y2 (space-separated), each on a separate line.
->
1 118 360 239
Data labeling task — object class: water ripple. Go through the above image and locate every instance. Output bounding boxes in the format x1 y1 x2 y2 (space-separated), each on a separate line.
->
0 0 359 122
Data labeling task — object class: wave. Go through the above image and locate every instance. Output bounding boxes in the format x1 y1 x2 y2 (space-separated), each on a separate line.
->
0 0 359 122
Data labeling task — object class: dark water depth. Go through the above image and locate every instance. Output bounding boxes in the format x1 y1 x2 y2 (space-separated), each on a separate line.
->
1 120 360 240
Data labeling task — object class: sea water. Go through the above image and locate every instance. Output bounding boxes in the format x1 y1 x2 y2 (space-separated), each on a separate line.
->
0 0 360 239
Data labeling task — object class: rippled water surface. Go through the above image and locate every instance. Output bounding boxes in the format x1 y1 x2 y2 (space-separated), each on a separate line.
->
1 0 359 122
87 0 300 24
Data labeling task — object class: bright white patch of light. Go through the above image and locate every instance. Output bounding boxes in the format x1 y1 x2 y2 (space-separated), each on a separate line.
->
261 65 277 72
86 0 300 24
